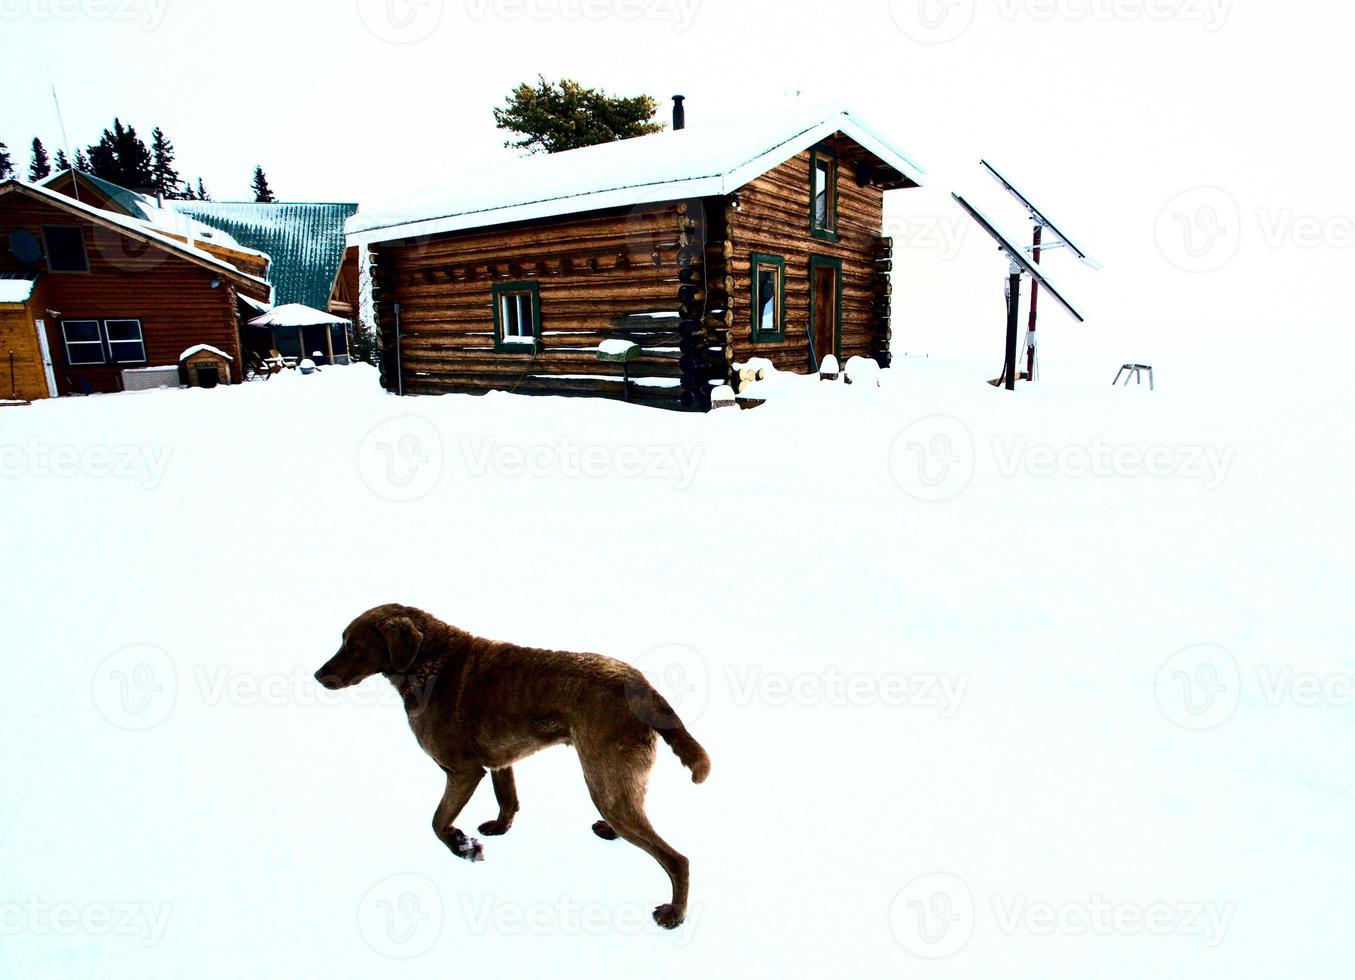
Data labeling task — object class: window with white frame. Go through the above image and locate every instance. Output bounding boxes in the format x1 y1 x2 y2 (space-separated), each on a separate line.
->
494 281 540 349
61 320 105 365
103 319 147 363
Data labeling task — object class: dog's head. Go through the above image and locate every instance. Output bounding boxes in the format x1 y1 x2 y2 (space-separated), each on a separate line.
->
314 604 428 690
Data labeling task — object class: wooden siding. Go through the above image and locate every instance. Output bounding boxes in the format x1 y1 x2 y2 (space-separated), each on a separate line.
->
725 140 891 371
0 195 246 395
371 203 706 410
0 293 49 402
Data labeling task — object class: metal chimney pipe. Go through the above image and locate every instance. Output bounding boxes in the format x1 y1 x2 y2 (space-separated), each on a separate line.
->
672 95 686 131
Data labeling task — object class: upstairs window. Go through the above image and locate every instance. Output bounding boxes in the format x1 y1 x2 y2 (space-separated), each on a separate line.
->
493 281 541 352
810 148 839 241
750 253 785 342
42 226 90 273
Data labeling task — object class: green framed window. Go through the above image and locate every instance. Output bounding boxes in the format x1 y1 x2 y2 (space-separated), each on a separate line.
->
750 253 786 343
809 146 840 242
492 280 541 353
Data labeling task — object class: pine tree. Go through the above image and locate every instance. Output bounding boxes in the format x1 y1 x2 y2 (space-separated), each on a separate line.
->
194 177 211 202
493 76 664 155
54 148 71 172
86 118 153 189
251 165 275 203
149 127 182 199
28 138 52 181
0 143 12 180
75 149 90 172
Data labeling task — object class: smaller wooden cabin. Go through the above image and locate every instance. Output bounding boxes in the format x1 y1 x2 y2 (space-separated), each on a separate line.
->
348 104 924 410
0 179 272 398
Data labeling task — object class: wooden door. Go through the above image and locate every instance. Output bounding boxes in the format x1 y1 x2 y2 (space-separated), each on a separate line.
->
811 262 839 367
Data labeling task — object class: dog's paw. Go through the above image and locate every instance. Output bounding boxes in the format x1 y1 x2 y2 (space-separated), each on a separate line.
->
447 828 484 862
478 818 512 837
652 904 684 930
591 820 619 841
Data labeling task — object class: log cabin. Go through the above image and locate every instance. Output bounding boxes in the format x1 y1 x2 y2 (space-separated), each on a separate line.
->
347 104 924 410
0 179 272 398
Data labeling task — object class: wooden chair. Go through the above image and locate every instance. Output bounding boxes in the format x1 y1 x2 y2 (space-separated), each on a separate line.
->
268 349 299 371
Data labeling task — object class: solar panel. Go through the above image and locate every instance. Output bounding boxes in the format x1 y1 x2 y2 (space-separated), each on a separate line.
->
980 160 1101 270
951 193 1085 323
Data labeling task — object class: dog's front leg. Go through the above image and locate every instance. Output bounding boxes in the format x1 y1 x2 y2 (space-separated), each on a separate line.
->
478 767 519 837
433 766 487 861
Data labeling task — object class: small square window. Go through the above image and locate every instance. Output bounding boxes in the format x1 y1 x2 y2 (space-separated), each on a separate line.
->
494 282 540 351
62 320 105 365
42 226 90 273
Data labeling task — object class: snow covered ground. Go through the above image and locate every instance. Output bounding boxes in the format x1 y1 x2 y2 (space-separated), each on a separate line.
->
2 357 1352 978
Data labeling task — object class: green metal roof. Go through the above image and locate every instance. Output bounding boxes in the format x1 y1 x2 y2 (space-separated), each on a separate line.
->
172 201 358 310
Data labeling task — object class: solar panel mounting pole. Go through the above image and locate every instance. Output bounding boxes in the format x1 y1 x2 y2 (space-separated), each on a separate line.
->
1005 260 1021 392
1026 224 1041 382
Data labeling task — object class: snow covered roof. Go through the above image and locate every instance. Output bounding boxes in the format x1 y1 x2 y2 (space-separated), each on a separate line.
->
173 201 358 310
348 105 926 245
0 276 38 304
247 303 349 328
38 170 254 252
180 344 234 362
0 179 273 297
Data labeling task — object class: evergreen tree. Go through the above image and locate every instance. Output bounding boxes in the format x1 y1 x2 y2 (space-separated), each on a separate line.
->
194 177 211 201
493 76 664 155
0 143 12 180
75 148 90 172
251 165 275 203
149 127 183 199
54 148 71 172
86 118 153 189
28 138 52 181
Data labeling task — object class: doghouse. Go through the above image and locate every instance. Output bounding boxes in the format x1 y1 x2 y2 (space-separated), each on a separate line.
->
180 344 234 388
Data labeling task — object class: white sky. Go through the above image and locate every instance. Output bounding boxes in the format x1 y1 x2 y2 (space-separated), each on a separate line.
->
3 0 1352 381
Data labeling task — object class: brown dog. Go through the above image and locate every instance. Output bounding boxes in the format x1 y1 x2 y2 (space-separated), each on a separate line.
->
314 603 710 929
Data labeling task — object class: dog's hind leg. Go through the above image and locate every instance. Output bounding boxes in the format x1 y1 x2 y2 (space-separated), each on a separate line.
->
579 741 690 929
433 766 487 861
591 820 619 840
478 767 519 837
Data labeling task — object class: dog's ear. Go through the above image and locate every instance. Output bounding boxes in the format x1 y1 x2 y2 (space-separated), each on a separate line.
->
381 615 424 673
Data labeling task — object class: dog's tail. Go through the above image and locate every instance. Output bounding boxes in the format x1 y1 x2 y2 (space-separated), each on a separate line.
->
641 689 711 784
